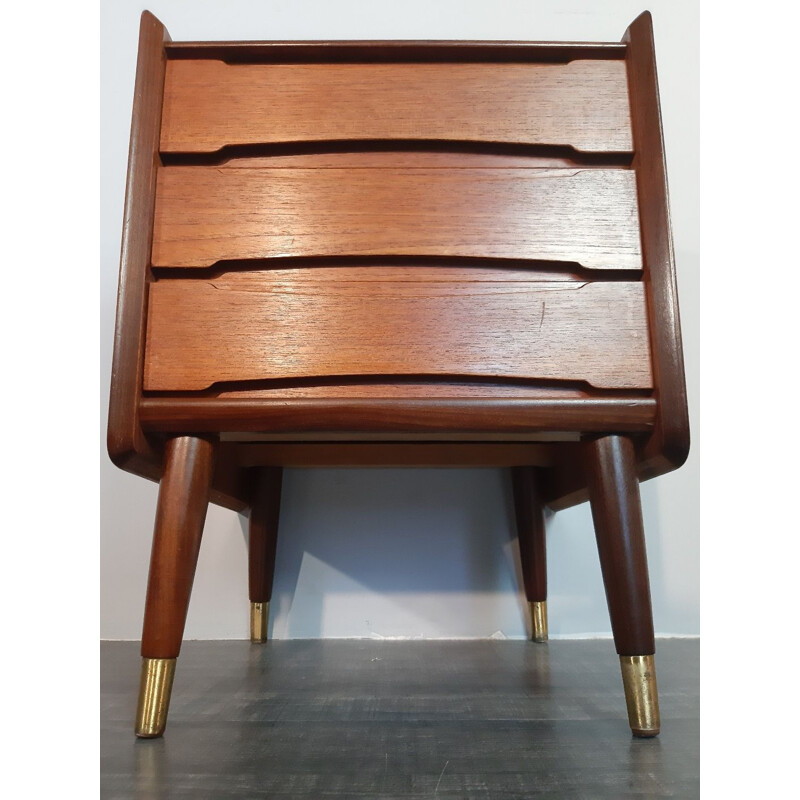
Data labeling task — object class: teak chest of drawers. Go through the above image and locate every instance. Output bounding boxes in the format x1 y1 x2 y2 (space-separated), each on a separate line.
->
108 10 689 739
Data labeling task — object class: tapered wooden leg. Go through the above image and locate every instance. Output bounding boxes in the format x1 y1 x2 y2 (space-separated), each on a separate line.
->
584 435 659 737
136 436 216 738
511 466 548 642
248 468 283 642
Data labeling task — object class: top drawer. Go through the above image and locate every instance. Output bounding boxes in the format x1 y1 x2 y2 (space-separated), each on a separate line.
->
160 60 633 155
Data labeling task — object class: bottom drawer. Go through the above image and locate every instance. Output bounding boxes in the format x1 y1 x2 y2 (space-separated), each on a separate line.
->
143 267 652 393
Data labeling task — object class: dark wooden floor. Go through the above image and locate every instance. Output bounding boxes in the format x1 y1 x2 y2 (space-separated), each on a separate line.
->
101 639 699 799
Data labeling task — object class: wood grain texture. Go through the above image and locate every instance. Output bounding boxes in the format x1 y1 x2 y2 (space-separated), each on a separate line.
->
144 271 651 392
512 466 548 602
152 167 642 270
544 12 691 511
138 397 657 434
144 271 618 403
248 468 282 604
623 11 690 474
106 12 248 511
161 60 632 154
107 11 168 482
110 17 686 520
141 437 216 659
107 19 689 744
235 443 554 468
584 435 654 656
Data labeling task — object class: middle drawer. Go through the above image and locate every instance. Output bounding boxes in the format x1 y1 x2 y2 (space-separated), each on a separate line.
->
152 165 642 271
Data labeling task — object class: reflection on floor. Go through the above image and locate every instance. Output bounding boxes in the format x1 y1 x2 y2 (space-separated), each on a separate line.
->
101 638 699 799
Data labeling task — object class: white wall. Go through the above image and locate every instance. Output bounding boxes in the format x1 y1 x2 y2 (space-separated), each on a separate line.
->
100 0 699 640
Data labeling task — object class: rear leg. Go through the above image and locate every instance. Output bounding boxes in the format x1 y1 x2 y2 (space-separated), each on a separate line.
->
248 468 283 642
511 466 548 642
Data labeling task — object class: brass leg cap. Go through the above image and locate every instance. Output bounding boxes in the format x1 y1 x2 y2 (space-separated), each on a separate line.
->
250 601 269 643
620 655 660 737
135 658 176 738
530 601 548 642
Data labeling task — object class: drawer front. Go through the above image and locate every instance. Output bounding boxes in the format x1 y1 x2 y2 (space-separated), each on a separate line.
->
160 60 632 154
147 54 649 400
143 268 652 392
152 166 641 270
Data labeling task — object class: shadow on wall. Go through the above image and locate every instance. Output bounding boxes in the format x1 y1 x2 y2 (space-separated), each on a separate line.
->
240 468 530 639
235 467 675 640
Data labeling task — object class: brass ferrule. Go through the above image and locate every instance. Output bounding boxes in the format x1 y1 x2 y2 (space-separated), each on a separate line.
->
530 601 548 642
620 654 660 737
250 601 269 643
135 658 176 738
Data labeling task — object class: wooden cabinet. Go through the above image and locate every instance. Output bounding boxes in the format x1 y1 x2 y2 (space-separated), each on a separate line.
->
108 10 688 741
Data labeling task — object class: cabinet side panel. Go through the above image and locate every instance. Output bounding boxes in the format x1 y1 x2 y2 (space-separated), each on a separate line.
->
107 12 248 511
546 12 690 510
107 10 170 480
624 11 689 475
